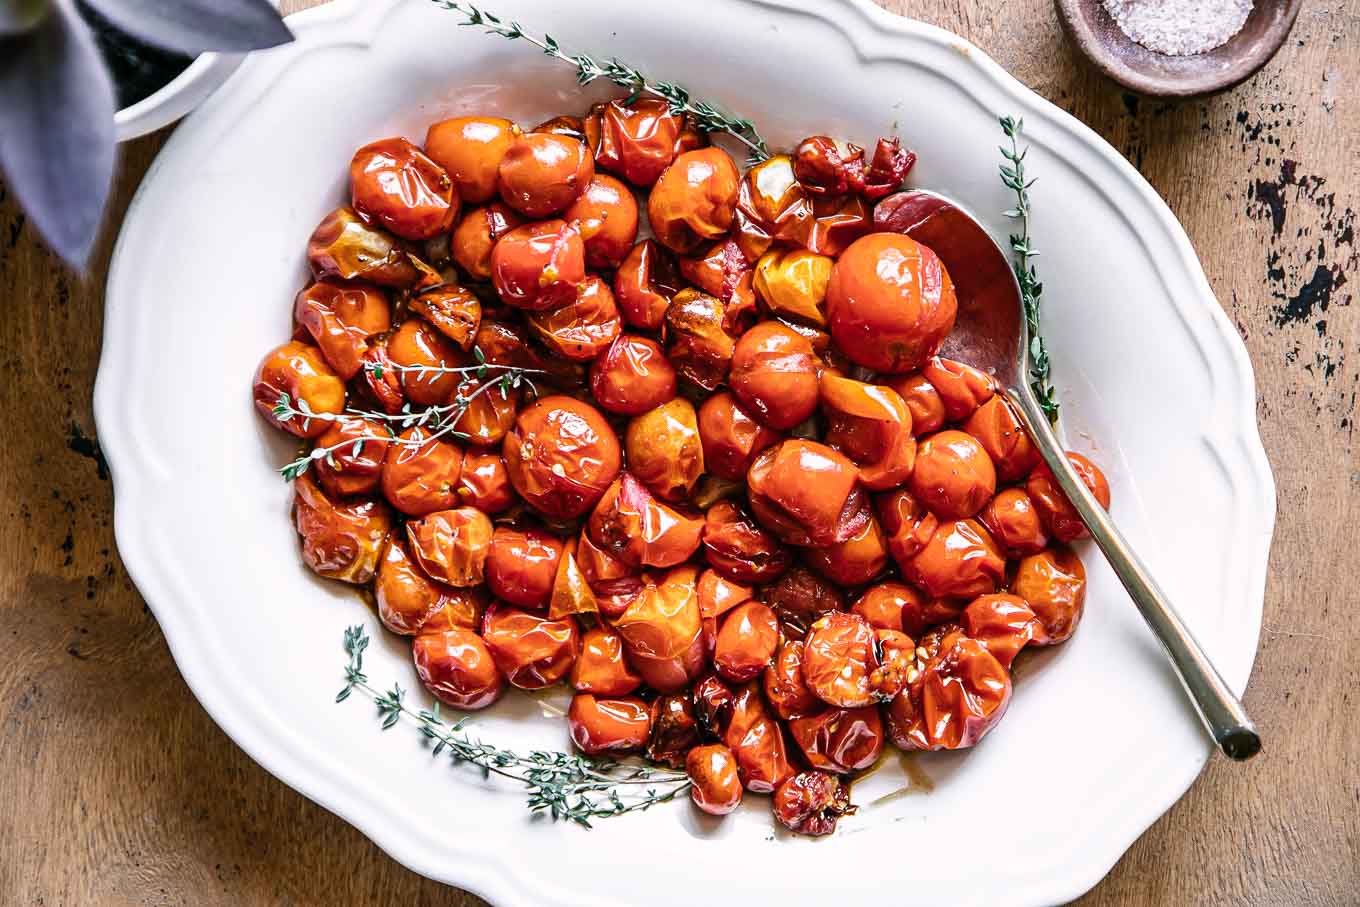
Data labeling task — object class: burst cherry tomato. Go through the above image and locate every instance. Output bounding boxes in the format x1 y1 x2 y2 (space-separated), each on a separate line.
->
702 500 791 584
910 430 997 520
901 518 1005 600
978 487 1048 557
586 98 686 187
760 564 844 639
291 474 391 584
497 132 594 218
647 694 701 768
826 233 957 374
589 334 677 415
424 115 520 204
405 506 493 587
876 487 940 567
753 248 832 327
613 566 706 693
962 593 1049 669
921 356 996 422
293 279 391 380
254 341 346 438
311 417 388 499
587 473 704 569
764 640 821 720
614 238 682 330
307 207 431 289
789 706 884 773
451 202 523 280
802 611 883 708
350 137 458 241
773 771 854 837
723 682 794 793
409 284 481 351
570 625 642 696
525 275 622 362
1012 546 1087 644
664 288 738 391
686 744 743 816
820 374 916 490
503 395 621 520
729 321 821 431
484 527 563 610
412 628 505 710
387 318 464 406
564 173 639 268
647 147 740 254
746 439 870 547
381 428 464 516
1026 452 1112 543
963 395 1040 482
804 513 890 586
696 391 782 482
713 601 780 683
885 371 946 435
883 626 1012 751
625 398 704 502
480 603 580 689
455 451 517 514
792 136 865 196
490 219 586 311
568 694 651 756
850 581 932 637
377 538 467 635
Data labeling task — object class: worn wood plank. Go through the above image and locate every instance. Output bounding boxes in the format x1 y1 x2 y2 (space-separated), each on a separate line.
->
1 0 1355 904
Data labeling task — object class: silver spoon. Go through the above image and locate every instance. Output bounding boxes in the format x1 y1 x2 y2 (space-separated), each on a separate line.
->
876 190 1261 761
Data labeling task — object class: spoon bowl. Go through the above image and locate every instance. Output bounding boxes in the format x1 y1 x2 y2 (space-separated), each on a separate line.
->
877 189 1262 761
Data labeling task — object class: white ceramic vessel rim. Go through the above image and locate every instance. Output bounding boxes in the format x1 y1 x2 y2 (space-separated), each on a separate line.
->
93 1 1277 904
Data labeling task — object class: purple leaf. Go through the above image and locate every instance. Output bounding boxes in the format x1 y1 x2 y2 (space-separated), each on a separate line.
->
80 0 293 55
0 0 51 36
0 0 116 268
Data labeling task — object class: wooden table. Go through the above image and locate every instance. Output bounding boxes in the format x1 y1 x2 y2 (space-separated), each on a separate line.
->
2 1 1356 903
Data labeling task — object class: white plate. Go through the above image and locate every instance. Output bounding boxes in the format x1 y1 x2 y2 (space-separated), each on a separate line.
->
94 1 1276 904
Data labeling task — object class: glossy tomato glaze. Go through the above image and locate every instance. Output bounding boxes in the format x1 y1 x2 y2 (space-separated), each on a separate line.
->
255 103 1113 838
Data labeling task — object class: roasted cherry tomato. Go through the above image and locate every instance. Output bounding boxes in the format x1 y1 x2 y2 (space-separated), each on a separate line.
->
307 207 432 290
525 275 622 362
484 526 563 610
692 674 737 738
789 706 884 773
647 694 702 768
497 132 594 218
647 147 740 254
585 98 685 187
876 487 939 568
1012 546 1087 644
293 279 391 380
760 564 844 639
764 640 822 720
697 569 753 622
746 439 870 548
883 626 1012 751
455 450 517 514
804 513 890 586
962 593 1049 669
570 625 642 697
531 115 585 139
723 682 794 793
803 611 888 708
489 219 586 311
1026 452 1112 543
379 428 464 516
291 474 391 584
312 417 389 498
568 694 651 756
963 395 1040 482
686 744 743 816
664 288 738 391
545 543 599 621
587 473 704 568
713 601 780 683
356 338 405 415
417 585 490 636
729 321 821 431
978 487 1048 557
409 284 481 351
922 356 996 422
350 137 458 241
377 538 459 635
702 500 791 584
613 566 706 693
773 771 854 837
696 391 781 482
910 430 997 520
732 153 814 260
503 395 621 520
805 193 871 257
753 247 833 328
387 317 464 406
480 603 580 689
405 506 493 587
589 334 677 415
678 241 758 333
625 398 704 502
451 202 523 281
564 173 639 268
576 530 644 616
820 374 917 490
862 136 915 199
614 238 682 330
254 341 346 438
902 518 1004 600
826 233 957 374
792 136 865 196
424 115 520 204
850 582 932 637
885 371 946 436
412 628 505 710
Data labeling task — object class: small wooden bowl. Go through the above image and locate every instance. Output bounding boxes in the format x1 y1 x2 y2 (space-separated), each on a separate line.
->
1054 0 1302 98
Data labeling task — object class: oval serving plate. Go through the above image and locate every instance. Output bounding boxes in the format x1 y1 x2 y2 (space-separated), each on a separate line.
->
94 1 1275 904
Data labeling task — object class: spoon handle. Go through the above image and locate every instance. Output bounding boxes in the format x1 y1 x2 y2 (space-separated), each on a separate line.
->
1007 387 1261 761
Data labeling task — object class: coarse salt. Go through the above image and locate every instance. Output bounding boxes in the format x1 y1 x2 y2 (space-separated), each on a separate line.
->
1101 0 1254 56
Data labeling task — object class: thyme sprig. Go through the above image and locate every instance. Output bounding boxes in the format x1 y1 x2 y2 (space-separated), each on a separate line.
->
339 626 691 827
999 116 1058 422
427 1 770 164
272 358 541 482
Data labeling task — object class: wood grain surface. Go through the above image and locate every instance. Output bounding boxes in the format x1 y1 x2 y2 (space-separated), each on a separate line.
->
2 1 1357 904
